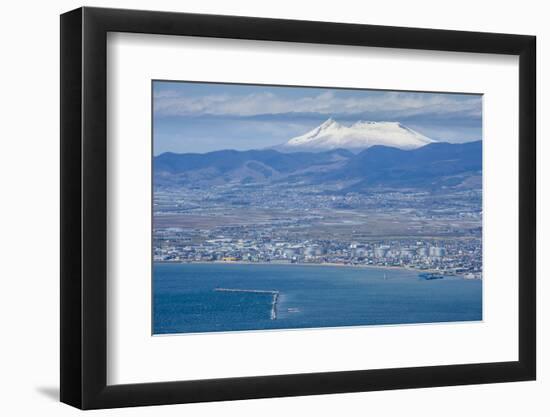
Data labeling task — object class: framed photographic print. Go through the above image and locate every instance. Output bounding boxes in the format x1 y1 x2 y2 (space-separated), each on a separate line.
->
60 7 536 409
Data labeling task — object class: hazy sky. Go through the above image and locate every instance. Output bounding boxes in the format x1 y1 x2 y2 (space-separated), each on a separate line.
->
153 81 482 155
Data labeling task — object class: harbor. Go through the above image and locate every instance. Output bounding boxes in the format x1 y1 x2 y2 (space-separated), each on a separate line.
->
153 263 482 335
214 288 280 320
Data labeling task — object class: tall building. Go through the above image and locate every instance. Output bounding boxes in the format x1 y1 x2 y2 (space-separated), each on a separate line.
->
374 245 390 258
429 246 446 258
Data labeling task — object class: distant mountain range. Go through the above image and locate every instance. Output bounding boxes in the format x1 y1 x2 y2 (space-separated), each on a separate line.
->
274 119 435 153
326 140 482 191
154 141 482 191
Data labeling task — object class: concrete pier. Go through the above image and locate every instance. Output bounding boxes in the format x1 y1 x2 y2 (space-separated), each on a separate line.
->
214 288 280 320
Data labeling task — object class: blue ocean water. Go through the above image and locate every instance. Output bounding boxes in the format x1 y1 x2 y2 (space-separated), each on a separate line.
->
153 263 482 335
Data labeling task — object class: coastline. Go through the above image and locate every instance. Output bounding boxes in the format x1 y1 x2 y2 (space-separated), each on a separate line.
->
155 260 442 274
155 260 482 279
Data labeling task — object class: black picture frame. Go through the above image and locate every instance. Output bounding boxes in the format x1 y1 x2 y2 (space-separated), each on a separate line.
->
60 6 536 410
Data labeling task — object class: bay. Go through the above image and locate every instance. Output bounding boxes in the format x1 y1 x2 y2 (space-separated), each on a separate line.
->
153 262 482 334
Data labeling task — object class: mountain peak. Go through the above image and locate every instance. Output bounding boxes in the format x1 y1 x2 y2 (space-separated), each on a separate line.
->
319 117 338 128
277 119 435 153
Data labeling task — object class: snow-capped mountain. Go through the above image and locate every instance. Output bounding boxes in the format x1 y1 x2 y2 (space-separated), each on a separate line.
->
276 118 435 152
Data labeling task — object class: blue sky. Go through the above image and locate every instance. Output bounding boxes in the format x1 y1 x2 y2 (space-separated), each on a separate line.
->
153 81 482 155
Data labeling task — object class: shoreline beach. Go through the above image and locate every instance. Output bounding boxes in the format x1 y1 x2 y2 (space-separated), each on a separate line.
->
155 260 480 279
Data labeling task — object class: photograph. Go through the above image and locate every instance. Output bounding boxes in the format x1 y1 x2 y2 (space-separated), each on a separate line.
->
152 81 483 335
0 0 543 414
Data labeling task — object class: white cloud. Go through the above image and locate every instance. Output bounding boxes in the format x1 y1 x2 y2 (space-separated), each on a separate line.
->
154 89 481 119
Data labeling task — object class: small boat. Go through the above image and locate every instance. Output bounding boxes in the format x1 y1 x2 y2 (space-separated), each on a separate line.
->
418 272 444 280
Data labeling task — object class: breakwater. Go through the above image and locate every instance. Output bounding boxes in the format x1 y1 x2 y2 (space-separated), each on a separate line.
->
214 288 280 320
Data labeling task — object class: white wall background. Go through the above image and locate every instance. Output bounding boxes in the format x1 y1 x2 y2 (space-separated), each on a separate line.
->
0 0 545 415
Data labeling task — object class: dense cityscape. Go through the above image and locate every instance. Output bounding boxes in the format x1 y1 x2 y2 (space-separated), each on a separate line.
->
153 183 482 280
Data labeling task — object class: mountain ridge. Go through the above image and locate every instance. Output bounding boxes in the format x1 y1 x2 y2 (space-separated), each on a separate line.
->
325 140 482 191
154 141 481 191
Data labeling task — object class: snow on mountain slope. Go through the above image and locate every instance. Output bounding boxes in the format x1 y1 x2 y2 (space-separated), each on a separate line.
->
276 118 435 152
